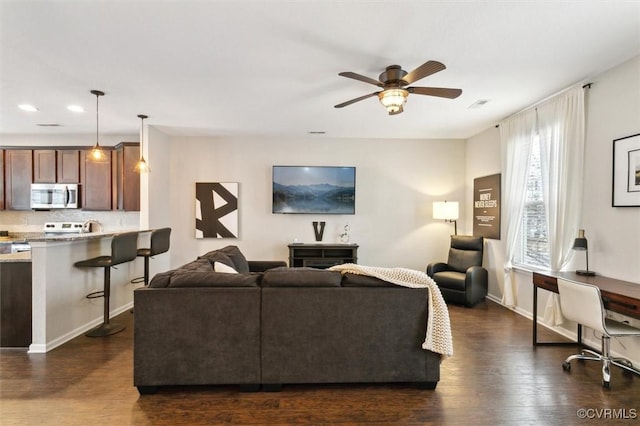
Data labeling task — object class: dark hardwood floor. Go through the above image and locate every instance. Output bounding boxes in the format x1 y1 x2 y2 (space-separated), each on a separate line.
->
1 299 637 425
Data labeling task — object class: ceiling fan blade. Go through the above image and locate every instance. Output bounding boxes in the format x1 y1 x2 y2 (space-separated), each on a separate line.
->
338 72 384 87
408 87 462 99
334 91 381 108
402 61 446 85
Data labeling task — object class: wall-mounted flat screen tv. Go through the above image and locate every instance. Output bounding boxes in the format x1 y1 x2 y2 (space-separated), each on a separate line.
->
273 166 356 214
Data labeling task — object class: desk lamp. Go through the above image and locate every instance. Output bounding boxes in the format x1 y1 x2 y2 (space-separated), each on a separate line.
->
573 229 595 276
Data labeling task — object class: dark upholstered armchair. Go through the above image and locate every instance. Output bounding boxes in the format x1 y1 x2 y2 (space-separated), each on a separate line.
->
427 235 488 307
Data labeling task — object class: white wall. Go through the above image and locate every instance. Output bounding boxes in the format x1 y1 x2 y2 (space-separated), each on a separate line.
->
153 136 466 271
465 55 640 364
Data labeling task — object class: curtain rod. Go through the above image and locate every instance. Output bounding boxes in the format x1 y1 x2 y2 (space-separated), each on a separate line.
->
495 82 593 127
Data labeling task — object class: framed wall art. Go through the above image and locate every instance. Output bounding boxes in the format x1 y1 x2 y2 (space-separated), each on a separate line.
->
473 173 501 239
612 133 640 207
195 182 239 238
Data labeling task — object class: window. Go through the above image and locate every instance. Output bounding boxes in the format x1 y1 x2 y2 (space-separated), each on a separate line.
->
515 134 550 269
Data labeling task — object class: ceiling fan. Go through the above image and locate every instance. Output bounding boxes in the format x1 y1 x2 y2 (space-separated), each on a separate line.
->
334 60 462 115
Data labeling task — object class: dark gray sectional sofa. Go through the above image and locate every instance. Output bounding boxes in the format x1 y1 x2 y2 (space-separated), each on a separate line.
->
133 246 441 394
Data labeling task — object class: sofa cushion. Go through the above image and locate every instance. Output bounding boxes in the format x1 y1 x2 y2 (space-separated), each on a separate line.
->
341 273 396 287
148 270 174 288
218 245 250 273
262 266 342 287
198 250 236 269
168 271 260 288
180 258 215 272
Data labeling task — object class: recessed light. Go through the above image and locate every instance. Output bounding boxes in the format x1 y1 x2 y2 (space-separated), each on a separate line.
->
67 105 84 113
18 104 39 112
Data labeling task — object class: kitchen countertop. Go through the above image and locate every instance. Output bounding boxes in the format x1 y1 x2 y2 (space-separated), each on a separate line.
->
0 251 31 263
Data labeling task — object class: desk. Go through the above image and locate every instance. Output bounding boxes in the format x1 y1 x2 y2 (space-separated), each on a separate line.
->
532 271 640 346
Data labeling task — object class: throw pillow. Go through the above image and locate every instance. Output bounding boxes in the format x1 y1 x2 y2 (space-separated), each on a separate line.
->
214 261 238 274
218 245 250 273
148 270 174 288
180 258 214 272
198 250 235 269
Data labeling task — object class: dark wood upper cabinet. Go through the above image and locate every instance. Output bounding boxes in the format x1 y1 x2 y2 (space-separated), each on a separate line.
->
80 149 113 211
0 149 4 210
33 149 80 183
113 142 140 211
4 150 33 210
33 150 57 183
57 150 80 183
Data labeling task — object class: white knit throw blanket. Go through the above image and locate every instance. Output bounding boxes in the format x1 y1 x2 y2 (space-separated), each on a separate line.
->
328 263 453 358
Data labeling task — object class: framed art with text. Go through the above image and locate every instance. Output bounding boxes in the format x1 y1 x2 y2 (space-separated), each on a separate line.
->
473 173 501 239
612 133 640 207
195 182 239 238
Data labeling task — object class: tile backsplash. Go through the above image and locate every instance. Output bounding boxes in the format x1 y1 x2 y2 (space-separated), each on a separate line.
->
0 210 140 233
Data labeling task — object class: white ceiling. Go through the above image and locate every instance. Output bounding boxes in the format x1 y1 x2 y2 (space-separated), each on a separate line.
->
1 1 639 140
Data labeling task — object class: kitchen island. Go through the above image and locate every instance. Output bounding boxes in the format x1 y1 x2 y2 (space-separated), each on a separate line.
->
22 230 150 353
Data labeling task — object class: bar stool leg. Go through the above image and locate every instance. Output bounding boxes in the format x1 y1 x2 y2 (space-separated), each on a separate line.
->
85 266 125 337
144 256 150 286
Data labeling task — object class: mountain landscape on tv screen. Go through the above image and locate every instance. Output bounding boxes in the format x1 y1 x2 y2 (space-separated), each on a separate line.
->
273 182 355 214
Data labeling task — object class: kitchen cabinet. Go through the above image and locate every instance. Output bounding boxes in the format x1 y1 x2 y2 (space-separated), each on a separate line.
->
0 261 32 348
33 149 56 182
33 149 80 183
0 149 4 210
4 150 33 210
57 150 80 183
80 149 113 210
113 142 140 211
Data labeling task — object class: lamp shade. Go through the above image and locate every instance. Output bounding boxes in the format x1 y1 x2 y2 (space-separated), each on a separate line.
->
433 201 459 220
572 229 588 251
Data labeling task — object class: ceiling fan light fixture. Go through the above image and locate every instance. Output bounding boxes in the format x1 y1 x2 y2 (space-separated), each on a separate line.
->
378 88 408 114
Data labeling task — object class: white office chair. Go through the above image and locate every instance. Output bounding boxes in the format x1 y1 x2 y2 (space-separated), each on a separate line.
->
557 278 640 388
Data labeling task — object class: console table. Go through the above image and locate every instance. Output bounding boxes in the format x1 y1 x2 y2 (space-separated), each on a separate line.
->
288 244 358 269
532 271 640 346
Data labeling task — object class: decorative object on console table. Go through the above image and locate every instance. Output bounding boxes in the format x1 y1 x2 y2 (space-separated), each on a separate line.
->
572 229 595 276
612 133 640 207
433 201 458 235
195 182 239 238
288 243 358 269
312 221 325 242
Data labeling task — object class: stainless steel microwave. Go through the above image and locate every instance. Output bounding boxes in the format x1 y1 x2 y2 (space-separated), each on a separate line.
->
30 183 80 209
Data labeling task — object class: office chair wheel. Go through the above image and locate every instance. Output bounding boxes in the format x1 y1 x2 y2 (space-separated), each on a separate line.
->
602 380 610 389
562 361 571 371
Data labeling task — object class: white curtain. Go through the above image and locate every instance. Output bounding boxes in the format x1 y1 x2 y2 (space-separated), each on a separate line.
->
538 86 586 324
499 86 585 310
499 112 536 307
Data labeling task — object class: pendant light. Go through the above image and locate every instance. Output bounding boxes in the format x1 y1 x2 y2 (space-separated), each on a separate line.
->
134 114 150 173
88 90 108 163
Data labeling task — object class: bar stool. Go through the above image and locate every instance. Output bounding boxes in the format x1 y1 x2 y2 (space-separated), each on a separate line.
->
136 227 171 285
74 231 139 337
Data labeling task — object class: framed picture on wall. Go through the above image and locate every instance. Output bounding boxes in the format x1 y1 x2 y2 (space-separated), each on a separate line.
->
473 173 501 239
195 182 239 238
612 133 640 207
